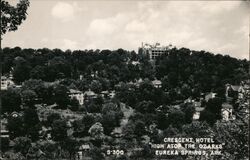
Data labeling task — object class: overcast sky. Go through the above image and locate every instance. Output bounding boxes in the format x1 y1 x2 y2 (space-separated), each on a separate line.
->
3 0 249 59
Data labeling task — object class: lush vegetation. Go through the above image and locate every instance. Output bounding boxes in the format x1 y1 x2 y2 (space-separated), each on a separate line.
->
1 47 249 160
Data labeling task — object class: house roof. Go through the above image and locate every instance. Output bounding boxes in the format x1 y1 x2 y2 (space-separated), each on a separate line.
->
195 107 205 112
128 81 134 85
222 103 233 109
205 92 217 101
194 101 201 107
79 144 90 150
112 127 122 134
231 85 240 91
137 78 143 83
132 61 140 65
152 80 162 85
69 89 82 94
101 91 109 94
84 90 96 96
205 92 217 97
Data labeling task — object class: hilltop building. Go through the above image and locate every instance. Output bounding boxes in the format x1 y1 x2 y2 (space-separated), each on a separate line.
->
139 42 172 60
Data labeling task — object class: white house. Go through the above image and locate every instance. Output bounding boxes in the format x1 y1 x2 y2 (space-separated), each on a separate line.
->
83 90 97 103
69 89 84 105
77 144 91 160
193 107 205 120
221 103 235 121
152 80 162 88
139 42 172 60
225 83 246 100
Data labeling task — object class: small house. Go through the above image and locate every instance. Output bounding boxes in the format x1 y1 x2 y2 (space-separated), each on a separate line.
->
69 89 84 105
1 118 9 139
221 103 235 121
77 144 91 160
152 80 162 88
193 107 205 120
83 90 97 103
225 84 245 99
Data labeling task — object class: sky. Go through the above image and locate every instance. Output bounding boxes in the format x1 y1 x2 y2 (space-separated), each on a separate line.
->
3 0 250 59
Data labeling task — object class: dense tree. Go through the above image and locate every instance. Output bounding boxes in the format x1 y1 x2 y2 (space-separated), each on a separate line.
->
22 79 53 104
13 137 32 155
181 103 195 123
26 144 44 160
60 138 78 160
89 122 104 140
39 141 57 159
53 84 70 109
101 102 123 134
2 152 26 160
21 89 37 107
205 97 223 119
13 58 31 84
30 65 46 80
87 100 102 113
162 125 180 138
134 120 147 137
0 42 249 159
1 0 30 36
138 79 155 101
182 121 213 138
89 122 104 147
1 137 10 152
167 109 185 128
7 115 24 138
116 82 138 107
23 108 39 127
23 108 40 141
2 89 22 113
89 146 104 160
135 101 155 113
199 109 217 125
72 114 96 137
69 97 80 111
51 119 68 141
47 56 72 79
156 112 169 130
122 122 136 140
46 113 61 126
213 120 249 160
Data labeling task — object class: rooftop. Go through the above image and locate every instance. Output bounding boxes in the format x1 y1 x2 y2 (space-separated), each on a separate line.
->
222 103 233 109
69 89 83 94
84 90 96 96
231 85 240 91
195 107 205 112
152 80 162 85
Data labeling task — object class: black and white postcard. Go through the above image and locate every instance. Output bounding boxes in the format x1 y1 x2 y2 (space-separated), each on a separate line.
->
0 0 249 159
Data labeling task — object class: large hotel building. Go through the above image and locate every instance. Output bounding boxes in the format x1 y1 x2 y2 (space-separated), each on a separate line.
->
139 43 172 60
